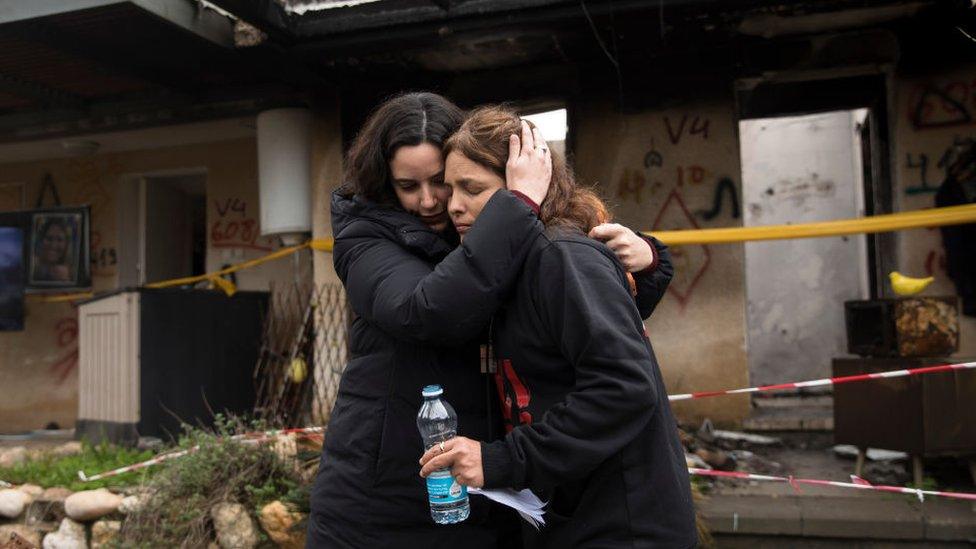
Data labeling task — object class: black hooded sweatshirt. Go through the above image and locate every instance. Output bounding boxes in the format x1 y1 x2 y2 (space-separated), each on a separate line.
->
480 229 697 549
308 189 674 548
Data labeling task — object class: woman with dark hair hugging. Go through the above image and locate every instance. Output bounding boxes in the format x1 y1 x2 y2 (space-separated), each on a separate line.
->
309 93 672 548
419 106 697 549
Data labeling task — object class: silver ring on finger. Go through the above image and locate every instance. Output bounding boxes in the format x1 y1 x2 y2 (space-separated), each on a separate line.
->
439 441 446 453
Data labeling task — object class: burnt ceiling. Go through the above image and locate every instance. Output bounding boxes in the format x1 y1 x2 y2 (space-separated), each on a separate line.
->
0 0 970 142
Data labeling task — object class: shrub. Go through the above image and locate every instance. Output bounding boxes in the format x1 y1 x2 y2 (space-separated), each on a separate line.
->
118 415 304 547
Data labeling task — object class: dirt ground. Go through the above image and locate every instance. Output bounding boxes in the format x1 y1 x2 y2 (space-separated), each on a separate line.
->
697 430 976 498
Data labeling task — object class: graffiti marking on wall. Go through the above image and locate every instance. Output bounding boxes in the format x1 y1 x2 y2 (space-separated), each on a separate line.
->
905 152 938 195
49 315 78 384
908 81 976 130
211 198 273 252
697 178 741 221
652 189 711 309
643 143 663 169
89 230 117 278
676 165 708 187
664 114 710 145
617 169 647 204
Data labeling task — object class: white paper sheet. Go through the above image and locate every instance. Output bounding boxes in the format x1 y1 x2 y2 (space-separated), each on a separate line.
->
469 487 547 529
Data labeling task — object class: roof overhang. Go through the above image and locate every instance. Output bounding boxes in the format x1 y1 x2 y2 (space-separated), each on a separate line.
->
0 0 234 47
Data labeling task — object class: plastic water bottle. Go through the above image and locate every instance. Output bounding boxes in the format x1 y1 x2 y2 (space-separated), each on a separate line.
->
417 384 470 524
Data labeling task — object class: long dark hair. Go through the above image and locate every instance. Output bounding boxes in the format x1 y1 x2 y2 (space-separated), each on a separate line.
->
444 105 610 233
341 92 464 206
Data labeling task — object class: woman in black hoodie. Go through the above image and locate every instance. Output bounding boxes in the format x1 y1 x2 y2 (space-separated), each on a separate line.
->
309 93 672 548
420 106 697 548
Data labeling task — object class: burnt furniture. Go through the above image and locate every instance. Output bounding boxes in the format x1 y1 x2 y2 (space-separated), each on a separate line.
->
77 288 268 444
832 357 976 486
844 297 959 357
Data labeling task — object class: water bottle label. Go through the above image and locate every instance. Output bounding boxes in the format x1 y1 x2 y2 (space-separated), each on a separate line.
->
426 470 467 504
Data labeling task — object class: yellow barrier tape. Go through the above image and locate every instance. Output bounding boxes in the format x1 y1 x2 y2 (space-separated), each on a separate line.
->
29 292 95 304
146 242 309 290
309 238 334 252
209 275 238 297
29 242 310 303
25 204 976 304
646 203 976 245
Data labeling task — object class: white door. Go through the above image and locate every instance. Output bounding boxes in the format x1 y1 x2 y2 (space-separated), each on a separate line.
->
740 110 870 386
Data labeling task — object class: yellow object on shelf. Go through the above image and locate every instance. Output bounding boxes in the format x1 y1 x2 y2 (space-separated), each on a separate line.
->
889 271 935 296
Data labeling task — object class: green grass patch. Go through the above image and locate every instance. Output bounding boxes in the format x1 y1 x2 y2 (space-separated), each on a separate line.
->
0 442 155 491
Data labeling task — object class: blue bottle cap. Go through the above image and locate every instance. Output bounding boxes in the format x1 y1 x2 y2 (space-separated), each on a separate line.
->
422 384 443 397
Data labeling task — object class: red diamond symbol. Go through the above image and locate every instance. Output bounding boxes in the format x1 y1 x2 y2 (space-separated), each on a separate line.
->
651 189 711 309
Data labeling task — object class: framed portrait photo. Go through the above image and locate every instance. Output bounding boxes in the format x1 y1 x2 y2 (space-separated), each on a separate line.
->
27 207 91 290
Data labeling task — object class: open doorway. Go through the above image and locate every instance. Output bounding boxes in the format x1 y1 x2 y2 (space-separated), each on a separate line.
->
118 172 206 287
740 111 872 387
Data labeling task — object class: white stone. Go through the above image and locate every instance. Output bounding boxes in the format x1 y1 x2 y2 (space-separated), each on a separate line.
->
91 520 121 549
0 446 27 468
211 502 258 549
18 483 44 503
51 442 83 458
41 487 74 502
64 488 122 521
118 494 148 515
42 518 86 549
0 488 28 519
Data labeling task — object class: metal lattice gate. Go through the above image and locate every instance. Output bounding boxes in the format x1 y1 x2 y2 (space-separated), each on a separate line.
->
254 282 349 427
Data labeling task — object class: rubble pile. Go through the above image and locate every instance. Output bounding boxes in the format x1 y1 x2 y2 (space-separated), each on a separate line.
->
680 419 784 478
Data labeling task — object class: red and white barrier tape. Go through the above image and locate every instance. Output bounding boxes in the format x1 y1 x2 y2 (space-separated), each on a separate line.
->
669 360 976 401
76 426 324 482
71 361 976 485
689 467 976 502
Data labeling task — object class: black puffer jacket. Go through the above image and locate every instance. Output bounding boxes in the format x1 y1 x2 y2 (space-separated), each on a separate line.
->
481 229 696 548
309 189 546 548
308 190 674 548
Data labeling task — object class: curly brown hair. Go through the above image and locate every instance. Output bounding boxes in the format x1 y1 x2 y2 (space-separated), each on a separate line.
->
443 105 610 233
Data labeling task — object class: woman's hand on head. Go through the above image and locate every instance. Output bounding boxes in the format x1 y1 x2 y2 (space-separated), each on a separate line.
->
589 223 655 272
419 436 485 488
506 120 552 206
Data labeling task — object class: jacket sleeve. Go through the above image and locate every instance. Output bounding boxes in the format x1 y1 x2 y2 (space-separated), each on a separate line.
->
480 241 657 490
334 190 543 345
632 234 674 319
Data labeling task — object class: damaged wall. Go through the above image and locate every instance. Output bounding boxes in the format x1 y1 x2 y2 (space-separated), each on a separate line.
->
0 136 309 432
574 99 750 426
894 64 976 357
